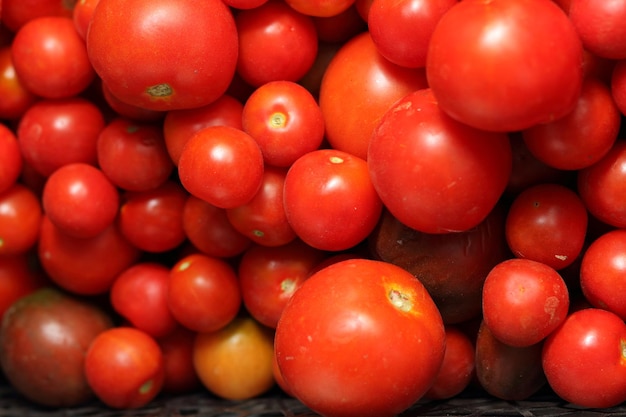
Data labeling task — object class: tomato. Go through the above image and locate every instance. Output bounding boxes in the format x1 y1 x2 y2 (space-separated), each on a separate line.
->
1 0 75 32
310 5 367 44
237 239 327 328
118 180 187 253
223 0 269 9
11 17 95 99
522 77 621 170
426 0 584 132
110 262 179 339
283 0 356 17
163 94 244 166
0 123 23 194
368 0 456 68
0 183 42 256
482 258 569 347
97 117 174 192
284 148 383 251
85 326 165 409
242 80 325 168
542 308 626 408
42 163 119 239
505 183 588 270
235 0 318 87
611 59 626 117
0 47 38 121
577 140 626 228
368 88 512 234
157 326 201 394
168 253 241 333
72 0 99 40
182 195 251 259
569 0 626 60
193 316 275 400
319 32 428 159
0 254 47 322
275 258 445 417
100 82 165 122
38 215 140 295
580 229 626 321
87 0 238 111
17 97 105 177
178 125 264 209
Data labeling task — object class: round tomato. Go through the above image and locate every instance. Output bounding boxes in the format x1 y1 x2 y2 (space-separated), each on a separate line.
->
0 254 47 322
310 5 367 44
157 326 201 394
275 258 445 417
426 0 584 132
569 0 626 59
611 60 626 120
0 183 42 256
0 47 38 121
72 0 99 40
87 0 238 111
0 123 23 194
284 0 355 17
1 0 75 32
368 88 512 234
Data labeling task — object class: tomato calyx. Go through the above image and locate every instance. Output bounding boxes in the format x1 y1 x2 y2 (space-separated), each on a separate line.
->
146 83 173 99
280 278 297 297
138 379 154 395
269 112 287 128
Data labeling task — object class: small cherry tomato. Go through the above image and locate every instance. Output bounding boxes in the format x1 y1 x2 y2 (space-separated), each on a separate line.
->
0 183 42 256
0 123 23 194
157 326 201 394
0 47 38 120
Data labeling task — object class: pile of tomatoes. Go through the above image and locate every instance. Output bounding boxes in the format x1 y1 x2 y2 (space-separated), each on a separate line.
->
1 0 626 415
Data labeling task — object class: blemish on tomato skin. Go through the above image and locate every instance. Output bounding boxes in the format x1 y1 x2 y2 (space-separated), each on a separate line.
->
145 83 173 98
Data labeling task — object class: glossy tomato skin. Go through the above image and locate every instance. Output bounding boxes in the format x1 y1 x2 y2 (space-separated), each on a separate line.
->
284 149 383 251
319 32 428 159
0 184 43 256
0 47 38 121
426 0 583 132
87 0 238 111
368 88 512 234
569 0 626 60
85 327 165 409
275 259 446 417
542 308 626 408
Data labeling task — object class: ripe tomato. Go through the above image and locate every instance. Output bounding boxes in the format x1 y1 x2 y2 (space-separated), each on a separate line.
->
482 258 569 347
275 258 445 417
0 184 42 256
0 47 38 120
319 32 428 159
283 149 383 251
11 17 95 98
42 163 119 239
87 0 238 111
569 0 626 60
1 0 75 32
0 254 47 321
110 262 179 339
542 308 626 408
426 0 584 132
612 60 626 116
0 124 23 194
168 253 241 333
72 0 99 40
310 5 367 44
242 80 325 168
284 0 356 17
368 88 512 234
100 82 165 122
157 326 201 394
505 183 588 270
85 327 165 409
193 316 275 400
178 126 264 209
235 0 318 87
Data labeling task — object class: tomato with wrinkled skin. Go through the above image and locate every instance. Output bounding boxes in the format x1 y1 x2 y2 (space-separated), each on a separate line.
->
0 184 42 256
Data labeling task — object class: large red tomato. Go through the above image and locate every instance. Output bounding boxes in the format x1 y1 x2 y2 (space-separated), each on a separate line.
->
86 0 238 111
569 0 626 60
426 0 584 132
275 258 445 417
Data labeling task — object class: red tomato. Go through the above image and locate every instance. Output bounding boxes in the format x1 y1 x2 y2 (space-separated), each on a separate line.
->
0 47 38 120
0 254 47 321
368 0 457 68
284 149 383 251
368 88 512 234
223 0 269 8
226 166 296 247
569 0 626 59
0 184 42 256
85 327 165 409
310 5 367 44
505 183 588 270
163 94 244 166
11 17 95 98
426 0 584 132
118 180 187 253
178 126 264 209
110 262 179 339
100 82 165 122
182 195 251 259
97 118 174 192
237 239 327 328
157 326 201 394
38 216 140 295
71 0 99 40
284 0 356 17
542 308 626 408
42 163 119 239
275 259 445 417
482 258 569 347
522 77 621 170
235 0 318 87
580 229 626 321
577 140 626 228
87 0 238 111
319 32 428 159
242 80 325 168
17 97 105 177
168 253 241 333
611 59 626 117
1 0 74 32
0 123 23 194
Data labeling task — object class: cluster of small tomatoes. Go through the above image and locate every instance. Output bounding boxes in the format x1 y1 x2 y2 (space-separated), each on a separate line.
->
1 0 626 416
